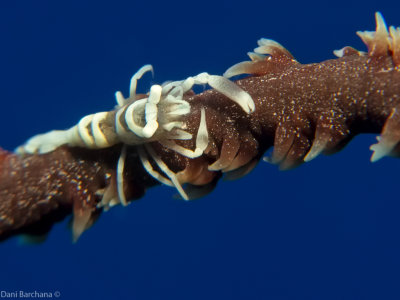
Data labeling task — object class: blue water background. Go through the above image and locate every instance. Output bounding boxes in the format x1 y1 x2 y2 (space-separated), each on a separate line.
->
1 1 400 299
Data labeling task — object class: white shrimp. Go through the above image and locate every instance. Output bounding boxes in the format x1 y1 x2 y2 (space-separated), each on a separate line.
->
16 65 255 205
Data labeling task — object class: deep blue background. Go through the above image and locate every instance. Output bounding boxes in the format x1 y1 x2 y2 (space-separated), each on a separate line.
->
1 1 400 299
